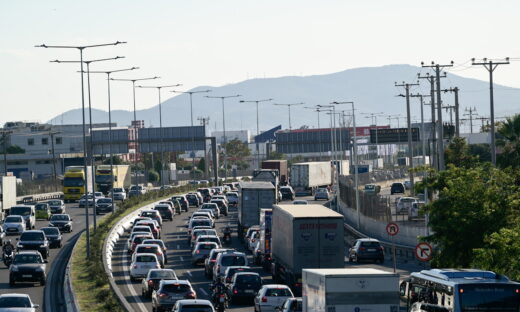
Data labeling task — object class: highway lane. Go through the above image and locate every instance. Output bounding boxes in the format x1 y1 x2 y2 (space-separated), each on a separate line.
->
112 195 425 312
0 202 105 310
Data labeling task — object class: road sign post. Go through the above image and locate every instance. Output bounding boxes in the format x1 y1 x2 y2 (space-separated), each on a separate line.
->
386 222 399 273
415 242 433 262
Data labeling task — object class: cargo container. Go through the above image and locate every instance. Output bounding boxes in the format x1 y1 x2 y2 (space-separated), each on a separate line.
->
331 160 350 176
257 208 272 269
237 182 276 239
261 160 288 184
63 166 93 202
291 162 332 196
302 268 400 312
397 157 410 167
271 204 344 295
95 165 131 194
1 176 17 221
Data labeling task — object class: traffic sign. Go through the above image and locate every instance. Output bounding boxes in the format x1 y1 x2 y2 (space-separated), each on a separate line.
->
386 222 399 236
415 242 433 262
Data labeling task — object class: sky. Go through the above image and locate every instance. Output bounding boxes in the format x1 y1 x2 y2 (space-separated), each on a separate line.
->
1 0 519 127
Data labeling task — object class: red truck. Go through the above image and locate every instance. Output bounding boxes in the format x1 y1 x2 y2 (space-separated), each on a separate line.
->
261 160 288 185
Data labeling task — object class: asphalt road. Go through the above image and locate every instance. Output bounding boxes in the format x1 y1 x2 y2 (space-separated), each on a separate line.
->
111 195 425 312
0 202 105 310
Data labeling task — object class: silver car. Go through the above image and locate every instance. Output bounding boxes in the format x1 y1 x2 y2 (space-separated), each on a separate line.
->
0 293 39 311
110 188 127 201
2 215 26 235
314 188 330 201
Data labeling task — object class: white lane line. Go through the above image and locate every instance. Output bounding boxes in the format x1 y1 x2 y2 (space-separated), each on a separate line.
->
177 244 180 249
122 245 148 312
186 270 192 277
180 256 184 262
199 287 208 296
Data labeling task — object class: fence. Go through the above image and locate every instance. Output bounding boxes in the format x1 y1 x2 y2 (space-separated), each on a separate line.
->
17 179 61 196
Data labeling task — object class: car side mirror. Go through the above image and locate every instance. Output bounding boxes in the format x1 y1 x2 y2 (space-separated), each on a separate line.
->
33 304 40 309
44 260 49 263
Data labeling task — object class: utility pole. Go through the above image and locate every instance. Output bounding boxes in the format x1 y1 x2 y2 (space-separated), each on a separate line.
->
239 99 273 169
48 130 60 190
463 107 477 134
443 87 461 137
197 116 210 178
395 81 420 195
273 102 305 130
0 131 12 176
472 57 510 166
421 62 453 171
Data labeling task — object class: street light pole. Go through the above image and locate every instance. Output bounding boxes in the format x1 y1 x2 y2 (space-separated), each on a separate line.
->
206 95 242 180
240 99 273 169
273 102 305 130
36 41 126 259
171 90 212 181
138 84 182 186
112 76 160 186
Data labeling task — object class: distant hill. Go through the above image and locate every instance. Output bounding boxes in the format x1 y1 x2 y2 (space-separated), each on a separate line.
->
48 64 520 133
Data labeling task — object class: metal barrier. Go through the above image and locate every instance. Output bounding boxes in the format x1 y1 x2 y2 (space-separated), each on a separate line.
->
16 191 63 204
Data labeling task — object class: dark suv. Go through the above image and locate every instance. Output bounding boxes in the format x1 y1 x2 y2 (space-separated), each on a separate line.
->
227 272 263 303
172 196 189 212
16 230 49 259
390 182 405 195
348 238 384 263
9 250 47 286
279 186 295 201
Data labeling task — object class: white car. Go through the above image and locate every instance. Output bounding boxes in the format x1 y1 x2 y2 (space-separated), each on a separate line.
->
191 211 214 221
110 188 127 201
2 215 26 235
0 293 39 311
200 204 220 218
130 253 161 281
254 285 294 312
213 251 248 281
396 197 418 214
225 192 239 206
133 244 166 267
172 299 215 312
248 230 260 252
187 218 214 235
190 229 218 246
127 232 154 252
192 235 221 250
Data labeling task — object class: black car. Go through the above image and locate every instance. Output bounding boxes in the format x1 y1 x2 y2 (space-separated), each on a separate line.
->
390 182 405 195
16 230 49 259
348 238 384 263
227 272 263 303
279 186 295 201
9 251 47 286
49 214 73 233
154 204 174 221
95 198 114 214
185 194 200 207
172 196 188 212
210 199 228 216
141 269 178 298
41 227 62 248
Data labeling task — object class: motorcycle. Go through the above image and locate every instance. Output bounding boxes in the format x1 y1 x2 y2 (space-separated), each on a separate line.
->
215 293 227 312
3 247 14 267
223 232 231 245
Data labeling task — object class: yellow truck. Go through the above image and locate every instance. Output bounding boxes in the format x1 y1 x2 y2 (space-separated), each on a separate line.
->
95 165 131 194
63 166 93 202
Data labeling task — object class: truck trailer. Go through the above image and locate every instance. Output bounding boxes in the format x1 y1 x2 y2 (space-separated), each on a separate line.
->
256 208 272 269
302 268 400 312
261 160 288 184
271 204 344 296
237 181 276 239
290 162 332 196
95 164 131 194
63 166 93 202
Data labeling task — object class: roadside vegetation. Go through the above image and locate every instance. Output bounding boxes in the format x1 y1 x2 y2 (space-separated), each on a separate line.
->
71 184 197 311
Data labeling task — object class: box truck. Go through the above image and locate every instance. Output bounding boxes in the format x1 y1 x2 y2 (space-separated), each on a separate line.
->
63 166 93 202
237 181 276 239
261 160 288 184
302 268 400 312
271 204 344 296
290 162 332 196
95 165 131 194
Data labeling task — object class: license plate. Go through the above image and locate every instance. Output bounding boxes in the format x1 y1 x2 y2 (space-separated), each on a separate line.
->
368 248 376 252
8 229 16 232
22 274 32 278
245 289 254 293
169 296 182 300
219 297 225 303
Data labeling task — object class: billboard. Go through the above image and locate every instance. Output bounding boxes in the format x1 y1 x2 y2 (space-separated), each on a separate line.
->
138 126 206 153
91 128 130 154
370 128 420 144
275 128 350 154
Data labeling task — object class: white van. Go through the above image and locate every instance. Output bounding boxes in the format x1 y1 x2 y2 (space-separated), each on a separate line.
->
9 205 36 229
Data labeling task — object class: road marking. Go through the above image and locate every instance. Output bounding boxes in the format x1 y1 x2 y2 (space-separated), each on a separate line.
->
177 244 180 249
180 256 184 262
186 270 192 277
122 244 148 312
199 287 208 296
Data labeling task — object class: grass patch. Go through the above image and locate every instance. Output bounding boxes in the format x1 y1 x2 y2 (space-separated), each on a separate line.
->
70 184 199 311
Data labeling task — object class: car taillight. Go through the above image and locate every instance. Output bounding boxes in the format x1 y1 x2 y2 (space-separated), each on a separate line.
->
196 250 200 254
185 291 196 299
261 296 267 302
133 265 137 269
159 292 168 298
148 280 154 285
220 294 226 298
379 246 384 251
295 283 302 288
210 259 216 263
233 288 238 294
359 247 366 251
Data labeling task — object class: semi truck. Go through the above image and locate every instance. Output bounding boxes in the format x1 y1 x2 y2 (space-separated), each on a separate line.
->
261 160 288 184
256 208 272 269
237 181 276 239
271 204 344 296
290 162 332 196
63 166 93 202
95 164 131 194
302 268 400 312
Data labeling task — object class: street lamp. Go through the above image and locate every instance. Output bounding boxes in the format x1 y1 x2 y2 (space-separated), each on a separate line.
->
240 98 273 169
362 112 384 160
54 56 124 231
304 106 324 159
111 76 160 185
205 95 242 180
273 102 305 130
171 90 212 180
87 67 138 211
317 105 336 162
36 40 126 259
138 84 182 186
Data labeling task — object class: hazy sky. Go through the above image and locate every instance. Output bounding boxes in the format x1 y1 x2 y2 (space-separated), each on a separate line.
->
1 0 519 126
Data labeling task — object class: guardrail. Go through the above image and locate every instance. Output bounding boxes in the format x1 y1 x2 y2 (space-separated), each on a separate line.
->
16 191 63 204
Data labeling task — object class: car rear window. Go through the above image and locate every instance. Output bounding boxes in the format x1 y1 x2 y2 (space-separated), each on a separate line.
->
134 236 152 244
136 246 159 253
180 305 213 312
136 255 156 262
198 244 215 250
42 228 59 235
361 241 381 248
266 288 292 296
162 283 190 292
150 271 176 279
221 255 246 266
236 274 261 284
20 232 44 241
192 220 211 227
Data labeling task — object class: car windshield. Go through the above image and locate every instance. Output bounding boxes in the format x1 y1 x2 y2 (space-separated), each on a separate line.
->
0 297 32 308
180 306 213 312
63 177 84 187
136 255 156 262
51 215 70 221
150 271 176 279
10 207 31 216
20 232 44 241
221 255 246 266
14 254 43 264
48 200 62 206
266 288 292 296
401 198 416 203
5 216 22 223
97 198 112 203
42 228 59 235
162 283 190 292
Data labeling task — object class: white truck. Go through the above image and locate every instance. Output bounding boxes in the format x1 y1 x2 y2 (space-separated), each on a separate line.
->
302 268 400 312
290 162 332 196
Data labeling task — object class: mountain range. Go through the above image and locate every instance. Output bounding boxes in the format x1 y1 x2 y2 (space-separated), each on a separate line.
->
48 64 520 133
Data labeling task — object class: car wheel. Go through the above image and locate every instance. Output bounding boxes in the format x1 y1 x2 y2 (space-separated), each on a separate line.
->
41 276 46 286
9 278 14 286
152 307 156 312
130 276 136 282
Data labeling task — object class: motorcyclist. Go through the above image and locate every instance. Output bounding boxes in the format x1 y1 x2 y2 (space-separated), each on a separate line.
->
223 226 232 244
2 240 14 255
211 279 227 303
